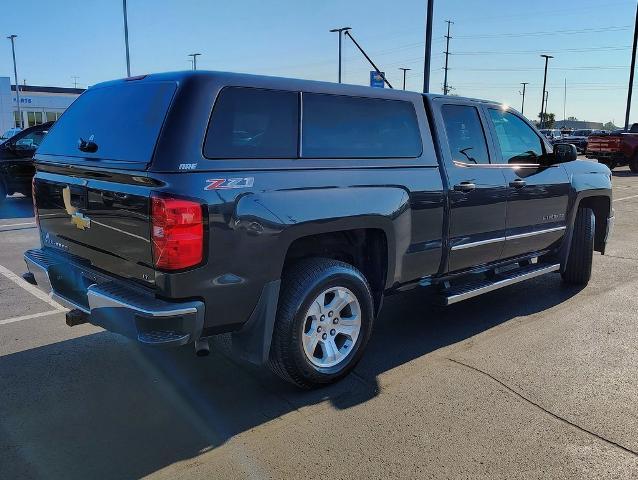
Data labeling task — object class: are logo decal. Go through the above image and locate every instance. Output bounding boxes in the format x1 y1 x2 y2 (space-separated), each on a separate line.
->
205 177 254 190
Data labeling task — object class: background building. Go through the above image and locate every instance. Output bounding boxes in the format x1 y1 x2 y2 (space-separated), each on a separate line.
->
0 77 84 135
554 120 604 130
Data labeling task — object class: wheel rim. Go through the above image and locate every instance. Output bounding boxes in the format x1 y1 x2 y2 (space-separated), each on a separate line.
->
301 286 362 369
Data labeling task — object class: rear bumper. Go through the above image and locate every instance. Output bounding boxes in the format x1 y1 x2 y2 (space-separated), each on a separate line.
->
24 248 204 347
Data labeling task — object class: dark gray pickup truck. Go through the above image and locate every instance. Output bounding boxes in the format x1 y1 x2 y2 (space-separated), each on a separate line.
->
23 71 614 388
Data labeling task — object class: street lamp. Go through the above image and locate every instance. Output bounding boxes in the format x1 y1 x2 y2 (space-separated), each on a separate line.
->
188 53 202 70
329 27 351 83
122 0 131 76
399 67 411 90
7 35 22 129
540 54 553 128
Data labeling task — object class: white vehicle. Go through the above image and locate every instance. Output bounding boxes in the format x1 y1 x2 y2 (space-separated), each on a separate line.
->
1 127 22 141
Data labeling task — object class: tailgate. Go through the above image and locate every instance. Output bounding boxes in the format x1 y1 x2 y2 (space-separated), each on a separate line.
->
34 167 155 286
587 135 621 153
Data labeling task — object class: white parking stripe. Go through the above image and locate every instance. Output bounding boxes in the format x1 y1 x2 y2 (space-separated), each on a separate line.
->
0 310 61 326
614 194 638 203
0 221 35 228
0 264 66 311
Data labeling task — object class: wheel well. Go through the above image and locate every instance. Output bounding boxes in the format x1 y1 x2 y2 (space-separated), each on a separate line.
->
578 196 610 253
283 229 388 313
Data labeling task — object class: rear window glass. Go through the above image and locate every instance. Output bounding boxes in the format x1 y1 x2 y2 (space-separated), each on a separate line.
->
37 81 176 163
204 87 299 159
301 93 422 158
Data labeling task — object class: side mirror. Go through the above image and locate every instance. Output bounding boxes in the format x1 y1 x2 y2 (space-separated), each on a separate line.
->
553 143 578 163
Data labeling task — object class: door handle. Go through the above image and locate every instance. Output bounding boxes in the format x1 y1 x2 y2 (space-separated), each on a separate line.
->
453 181 476 192
509 179 526 189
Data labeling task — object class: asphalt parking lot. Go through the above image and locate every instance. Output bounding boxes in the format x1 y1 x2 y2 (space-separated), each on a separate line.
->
1 166 638 479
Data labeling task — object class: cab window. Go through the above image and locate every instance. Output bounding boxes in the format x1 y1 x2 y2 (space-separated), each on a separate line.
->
440 104 490 165
488 109 544 164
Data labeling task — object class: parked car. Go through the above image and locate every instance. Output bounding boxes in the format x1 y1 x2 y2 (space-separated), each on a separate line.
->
1 127 22 140
23 72 613 388
562 129 595 153
0 121 53 204
539 129 563 142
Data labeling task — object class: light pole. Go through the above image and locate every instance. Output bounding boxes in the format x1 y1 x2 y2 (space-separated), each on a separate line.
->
188 53 201 70
329 27 351 83
624 1 638 131
540 54 553 128
7 35 22 129
423 0 434 93
399 67 411 90
520 82 529 115
122 0 131 76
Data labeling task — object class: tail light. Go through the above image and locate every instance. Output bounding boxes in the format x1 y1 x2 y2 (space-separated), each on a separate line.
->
32 177 39 227
151 195 204 270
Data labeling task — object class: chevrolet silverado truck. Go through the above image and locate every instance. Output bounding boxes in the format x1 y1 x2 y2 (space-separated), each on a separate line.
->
23 72 614 388
586 125 638 172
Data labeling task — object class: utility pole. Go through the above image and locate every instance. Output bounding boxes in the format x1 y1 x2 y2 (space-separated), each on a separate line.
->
188 53 201 70
122 0 131 76
443 20 454 95
71 76 80 89
343 30 393 88
423 0 434 93
520 82 529 115
540 54 553 128
399 67 411 90
625 2 638 131
7 35 22 129
329 27 351 83
563 78 567 123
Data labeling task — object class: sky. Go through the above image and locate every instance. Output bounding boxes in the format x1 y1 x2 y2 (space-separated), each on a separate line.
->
1 0 637 124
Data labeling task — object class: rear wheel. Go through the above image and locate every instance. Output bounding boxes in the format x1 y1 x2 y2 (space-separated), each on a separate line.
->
598 158 617 170
562 208 595 286
269 258 374 389
629 154 638 174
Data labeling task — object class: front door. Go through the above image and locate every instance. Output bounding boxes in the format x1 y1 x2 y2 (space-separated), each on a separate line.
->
433 101 508 273
483 108 570 260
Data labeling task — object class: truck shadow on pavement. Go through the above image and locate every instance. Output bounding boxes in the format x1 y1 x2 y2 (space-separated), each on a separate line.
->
0 274 582 479
0 195 34 220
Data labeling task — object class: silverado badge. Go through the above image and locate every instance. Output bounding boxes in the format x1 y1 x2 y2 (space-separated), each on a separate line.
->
62 186 91 230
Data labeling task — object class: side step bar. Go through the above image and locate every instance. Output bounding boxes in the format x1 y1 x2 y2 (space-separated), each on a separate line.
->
438 263 560 306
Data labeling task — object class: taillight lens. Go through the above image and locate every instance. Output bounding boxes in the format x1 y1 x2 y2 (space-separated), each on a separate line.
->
32 177 39 227
151 195 204 270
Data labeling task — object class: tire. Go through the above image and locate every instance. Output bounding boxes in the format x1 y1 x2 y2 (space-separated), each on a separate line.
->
0 182 6 206
629 154 638 174
562 208 595 286
598 158 617 170
268 258 375 389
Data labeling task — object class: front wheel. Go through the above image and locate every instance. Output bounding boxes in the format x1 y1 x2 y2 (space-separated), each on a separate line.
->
562 208 595 285
268 258 375 389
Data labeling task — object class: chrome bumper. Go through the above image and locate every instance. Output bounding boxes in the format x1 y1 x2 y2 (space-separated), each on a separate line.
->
605 215 615 244
24 248 204 347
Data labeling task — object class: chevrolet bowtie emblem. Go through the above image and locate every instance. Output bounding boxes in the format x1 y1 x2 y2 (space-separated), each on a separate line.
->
62 186 91 230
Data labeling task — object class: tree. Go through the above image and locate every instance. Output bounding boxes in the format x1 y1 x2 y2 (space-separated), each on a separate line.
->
538 112 556 128
602 121 618 130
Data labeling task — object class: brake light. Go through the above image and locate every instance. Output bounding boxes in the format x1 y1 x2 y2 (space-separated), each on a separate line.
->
151 195 204 270
32 177 39 227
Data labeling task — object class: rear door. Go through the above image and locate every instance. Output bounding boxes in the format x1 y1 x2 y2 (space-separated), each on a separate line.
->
483 107 570 260
431 99 508 272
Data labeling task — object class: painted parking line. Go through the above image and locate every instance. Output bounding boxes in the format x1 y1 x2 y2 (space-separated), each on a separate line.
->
614 193 638 203
0 263 66 311
0 310 61 326
0 221 35 228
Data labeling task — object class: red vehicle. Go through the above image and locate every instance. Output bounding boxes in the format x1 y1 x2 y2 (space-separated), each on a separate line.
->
586 124 638 172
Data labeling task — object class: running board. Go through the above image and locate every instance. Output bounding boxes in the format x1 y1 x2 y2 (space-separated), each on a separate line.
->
438 263 560 306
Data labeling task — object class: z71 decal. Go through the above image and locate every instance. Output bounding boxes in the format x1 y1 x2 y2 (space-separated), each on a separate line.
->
205 177 255 190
